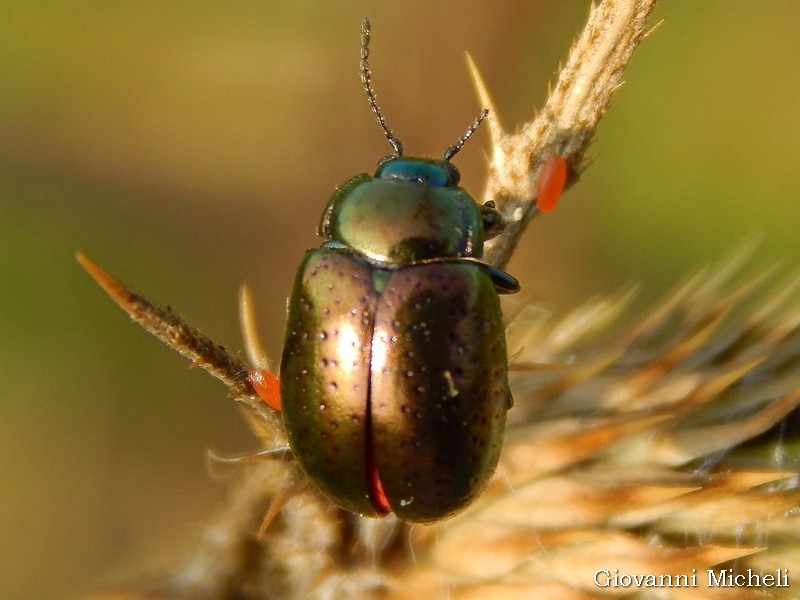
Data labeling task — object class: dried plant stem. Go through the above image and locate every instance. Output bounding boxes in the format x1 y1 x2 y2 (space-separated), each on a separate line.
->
479 0 659 268
75 253 284 441
76 253 252 394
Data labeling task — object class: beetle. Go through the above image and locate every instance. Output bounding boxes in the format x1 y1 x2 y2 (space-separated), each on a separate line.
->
252 18 526 524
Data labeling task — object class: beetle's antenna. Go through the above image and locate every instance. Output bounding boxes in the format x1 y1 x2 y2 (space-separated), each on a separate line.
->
361 18 403 156
443 108 488 161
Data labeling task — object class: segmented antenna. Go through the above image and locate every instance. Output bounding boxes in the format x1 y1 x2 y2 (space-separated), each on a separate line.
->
443 108 489 161
361 18 404 156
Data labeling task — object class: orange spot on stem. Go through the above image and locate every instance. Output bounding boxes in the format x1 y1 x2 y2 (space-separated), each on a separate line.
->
536 155 568 213
250 369 281 411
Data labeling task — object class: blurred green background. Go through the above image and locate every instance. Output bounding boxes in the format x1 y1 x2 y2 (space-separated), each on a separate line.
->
2 2 799 597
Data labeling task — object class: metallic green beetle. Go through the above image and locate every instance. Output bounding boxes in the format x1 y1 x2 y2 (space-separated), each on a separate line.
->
278 19 519 523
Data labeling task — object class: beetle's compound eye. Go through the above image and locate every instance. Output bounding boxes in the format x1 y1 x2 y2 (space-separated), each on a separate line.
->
375 157 459 187
444 161 460 186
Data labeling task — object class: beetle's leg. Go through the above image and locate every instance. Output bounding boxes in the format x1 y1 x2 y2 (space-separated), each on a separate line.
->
239 284 282 411
480 202 505 240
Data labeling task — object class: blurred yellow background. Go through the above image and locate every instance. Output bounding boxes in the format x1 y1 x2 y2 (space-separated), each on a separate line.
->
2 2 799 597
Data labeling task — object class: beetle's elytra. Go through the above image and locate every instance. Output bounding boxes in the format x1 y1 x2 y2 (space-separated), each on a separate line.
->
258 19 524 523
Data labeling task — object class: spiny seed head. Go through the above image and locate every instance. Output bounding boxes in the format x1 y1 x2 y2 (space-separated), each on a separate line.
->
92 252 800 600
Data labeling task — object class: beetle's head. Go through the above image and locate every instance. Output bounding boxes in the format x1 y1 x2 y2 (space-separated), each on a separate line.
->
331 18 503 253
374 156 460 188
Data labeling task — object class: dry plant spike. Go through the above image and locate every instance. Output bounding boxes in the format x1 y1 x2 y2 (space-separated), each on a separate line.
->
239 283 271 371
76 252 287 445
76 252 254 397
478 0 660 268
